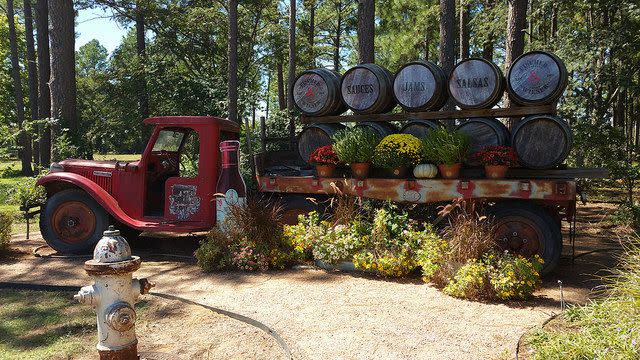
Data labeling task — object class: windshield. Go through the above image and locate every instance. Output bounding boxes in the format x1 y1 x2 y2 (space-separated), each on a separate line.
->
152 130 185 152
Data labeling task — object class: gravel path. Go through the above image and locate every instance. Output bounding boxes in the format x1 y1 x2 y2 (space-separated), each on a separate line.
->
0 203 624 359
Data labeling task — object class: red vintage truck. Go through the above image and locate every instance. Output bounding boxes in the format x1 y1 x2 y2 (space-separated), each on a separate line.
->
36 112 604 273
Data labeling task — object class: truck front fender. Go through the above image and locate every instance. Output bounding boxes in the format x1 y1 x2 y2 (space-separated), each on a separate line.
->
37 172 141 230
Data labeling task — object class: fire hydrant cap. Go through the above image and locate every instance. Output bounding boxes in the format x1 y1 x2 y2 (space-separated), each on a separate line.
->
92 226 133 263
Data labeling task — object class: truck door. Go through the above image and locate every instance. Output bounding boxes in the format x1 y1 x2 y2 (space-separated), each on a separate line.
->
163 129 208 223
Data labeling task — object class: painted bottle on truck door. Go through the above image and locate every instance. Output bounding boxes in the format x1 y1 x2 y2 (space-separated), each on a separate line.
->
215 140 246 226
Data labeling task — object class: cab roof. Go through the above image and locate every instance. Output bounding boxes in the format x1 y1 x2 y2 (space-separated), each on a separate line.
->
144 116 240 133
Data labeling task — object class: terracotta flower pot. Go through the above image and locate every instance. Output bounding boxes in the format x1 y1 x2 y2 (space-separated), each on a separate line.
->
316 164 336 177
484 164 508 179
350 163 371 179
438 163 462 179
387 166 409 179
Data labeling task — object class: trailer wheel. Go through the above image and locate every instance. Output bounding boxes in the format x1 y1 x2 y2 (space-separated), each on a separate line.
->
488 201 562 275
280 195 324 225
40 189 109 254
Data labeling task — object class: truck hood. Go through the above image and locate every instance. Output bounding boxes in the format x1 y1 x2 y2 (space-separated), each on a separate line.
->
59 159 139 170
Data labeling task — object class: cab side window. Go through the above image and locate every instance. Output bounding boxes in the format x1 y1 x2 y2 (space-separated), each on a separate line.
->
179 131 200 178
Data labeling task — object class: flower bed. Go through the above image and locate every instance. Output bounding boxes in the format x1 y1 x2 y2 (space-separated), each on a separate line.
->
284 201 544 301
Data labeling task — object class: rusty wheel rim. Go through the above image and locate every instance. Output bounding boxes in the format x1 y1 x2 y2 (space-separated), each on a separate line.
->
494 216 543 258
51 201 97 244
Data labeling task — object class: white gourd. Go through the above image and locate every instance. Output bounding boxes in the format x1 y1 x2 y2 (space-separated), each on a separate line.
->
413 164 438 178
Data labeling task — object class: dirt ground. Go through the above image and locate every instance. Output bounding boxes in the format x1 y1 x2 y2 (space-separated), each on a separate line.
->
0 202 629 360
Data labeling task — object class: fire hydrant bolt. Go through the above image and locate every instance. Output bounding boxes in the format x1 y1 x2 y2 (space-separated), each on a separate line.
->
75 226 152 360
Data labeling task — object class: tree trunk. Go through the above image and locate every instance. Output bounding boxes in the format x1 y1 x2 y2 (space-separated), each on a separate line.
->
482 0 495 61
287 0 296 148
505 0 528 71
24 0 39 167
228 0 239 124
459 2 470 60
7 0 34 175
505 0 528 120
136 3 149 121
36 0 51 166
439 0 455 111
424 29 430 61
333 0 342 71
308 0 315 68
550 3 558 43
49 0 78 137
357 0 375 63
277 62 286 110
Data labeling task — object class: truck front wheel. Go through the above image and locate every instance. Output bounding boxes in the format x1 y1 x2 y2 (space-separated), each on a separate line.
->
488 201 562 275
40 189 109 254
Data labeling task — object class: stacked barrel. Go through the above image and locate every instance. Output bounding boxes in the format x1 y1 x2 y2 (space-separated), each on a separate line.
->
294 50 571 170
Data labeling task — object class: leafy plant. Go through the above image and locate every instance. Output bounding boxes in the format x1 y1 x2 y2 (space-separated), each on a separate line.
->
196 198 299 271
422 127 470 165
442 259 491 300
8 174 47 208
308 145 339 165
332 127 381 164
473 145 519 166
372 134 423 169
489 253 544 300
312 224 363 264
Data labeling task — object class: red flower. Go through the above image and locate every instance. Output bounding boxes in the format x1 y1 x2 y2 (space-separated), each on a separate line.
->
473 145 519 166
309 145 339 165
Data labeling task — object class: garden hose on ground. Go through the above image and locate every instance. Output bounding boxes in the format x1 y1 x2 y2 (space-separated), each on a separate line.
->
0 281 293 360
32 245 197 261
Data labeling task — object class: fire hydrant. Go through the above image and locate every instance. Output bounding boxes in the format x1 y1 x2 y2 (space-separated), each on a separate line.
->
75 226 154 360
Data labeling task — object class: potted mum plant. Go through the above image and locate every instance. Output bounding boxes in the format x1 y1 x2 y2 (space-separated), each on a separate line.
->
474 145 518 179
422 127 470 179
332 127 381 179
372 134 423 178
309 145 339 177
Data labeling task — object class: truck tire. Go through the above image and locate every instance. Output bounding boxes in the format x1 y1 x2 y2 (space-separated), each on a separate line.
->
39 189 109 254
487 201 562 275
280 195 325 225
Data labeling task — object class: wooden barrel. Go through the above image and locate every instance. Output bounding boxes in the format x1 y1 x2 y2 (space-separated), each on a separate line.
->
456 118 510 166
293 68 346 116
298 123 346 164
511 115 572 169
341 63 396 114
400 120 442 139
448 58 505 109
393 61 448 111
507 51 568 105
354 121 397 138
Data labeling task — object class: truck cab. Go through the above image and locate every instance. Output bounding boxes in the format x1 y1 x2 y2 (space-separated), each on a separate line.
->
37 116 239 253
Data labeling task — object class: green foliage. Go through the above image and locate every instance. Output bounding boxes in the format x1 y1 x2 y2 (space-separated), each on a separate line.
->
0 211 12 252
312 224 363 264
415 232 449 282
611 203 640 230
195 198 299 271
372 134 423 169
7 174 46 208
332 127 381 164
526 243 640 359
442 259 490 300
422 127 470 165
490 253 544 300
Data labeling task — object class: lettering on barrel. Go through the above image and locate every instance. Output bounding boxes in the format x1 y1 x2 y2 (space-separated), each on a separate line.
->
393 63 437 109
341 68 380 111
293 73 329 114
508 53 561 102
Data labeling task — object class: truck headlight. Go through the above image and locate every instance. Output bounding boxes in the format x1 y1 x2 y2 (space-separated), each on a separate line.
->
49 162 64 173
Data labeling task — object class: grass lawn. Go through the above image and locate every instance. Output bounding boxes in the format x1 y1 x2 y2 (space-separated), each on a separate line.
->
0 289 150 360
0 290 94 360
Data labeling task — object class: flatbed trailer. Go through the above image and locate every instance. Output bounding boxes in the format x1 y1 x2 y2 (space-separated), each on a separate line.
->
254 105 608 273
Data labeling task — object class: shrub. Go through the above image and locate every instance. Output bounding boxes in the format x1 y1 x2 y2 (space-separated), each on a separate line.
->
443 211 495 263
611 203 640 230
332 127 381 164
443 259 491 300
283 211 324 259
415 230 450 284
195 228 233 271
489 253 544 300
0 211 12 252
196 198 299 271
372 134 423 169
422 127 470 165
353 249 416 277
9 175 46 208
312 224 363 264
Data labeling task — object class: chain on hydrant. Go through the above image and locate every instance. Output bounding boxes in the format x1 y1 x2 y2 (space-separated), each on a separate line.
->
74 226 154 360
